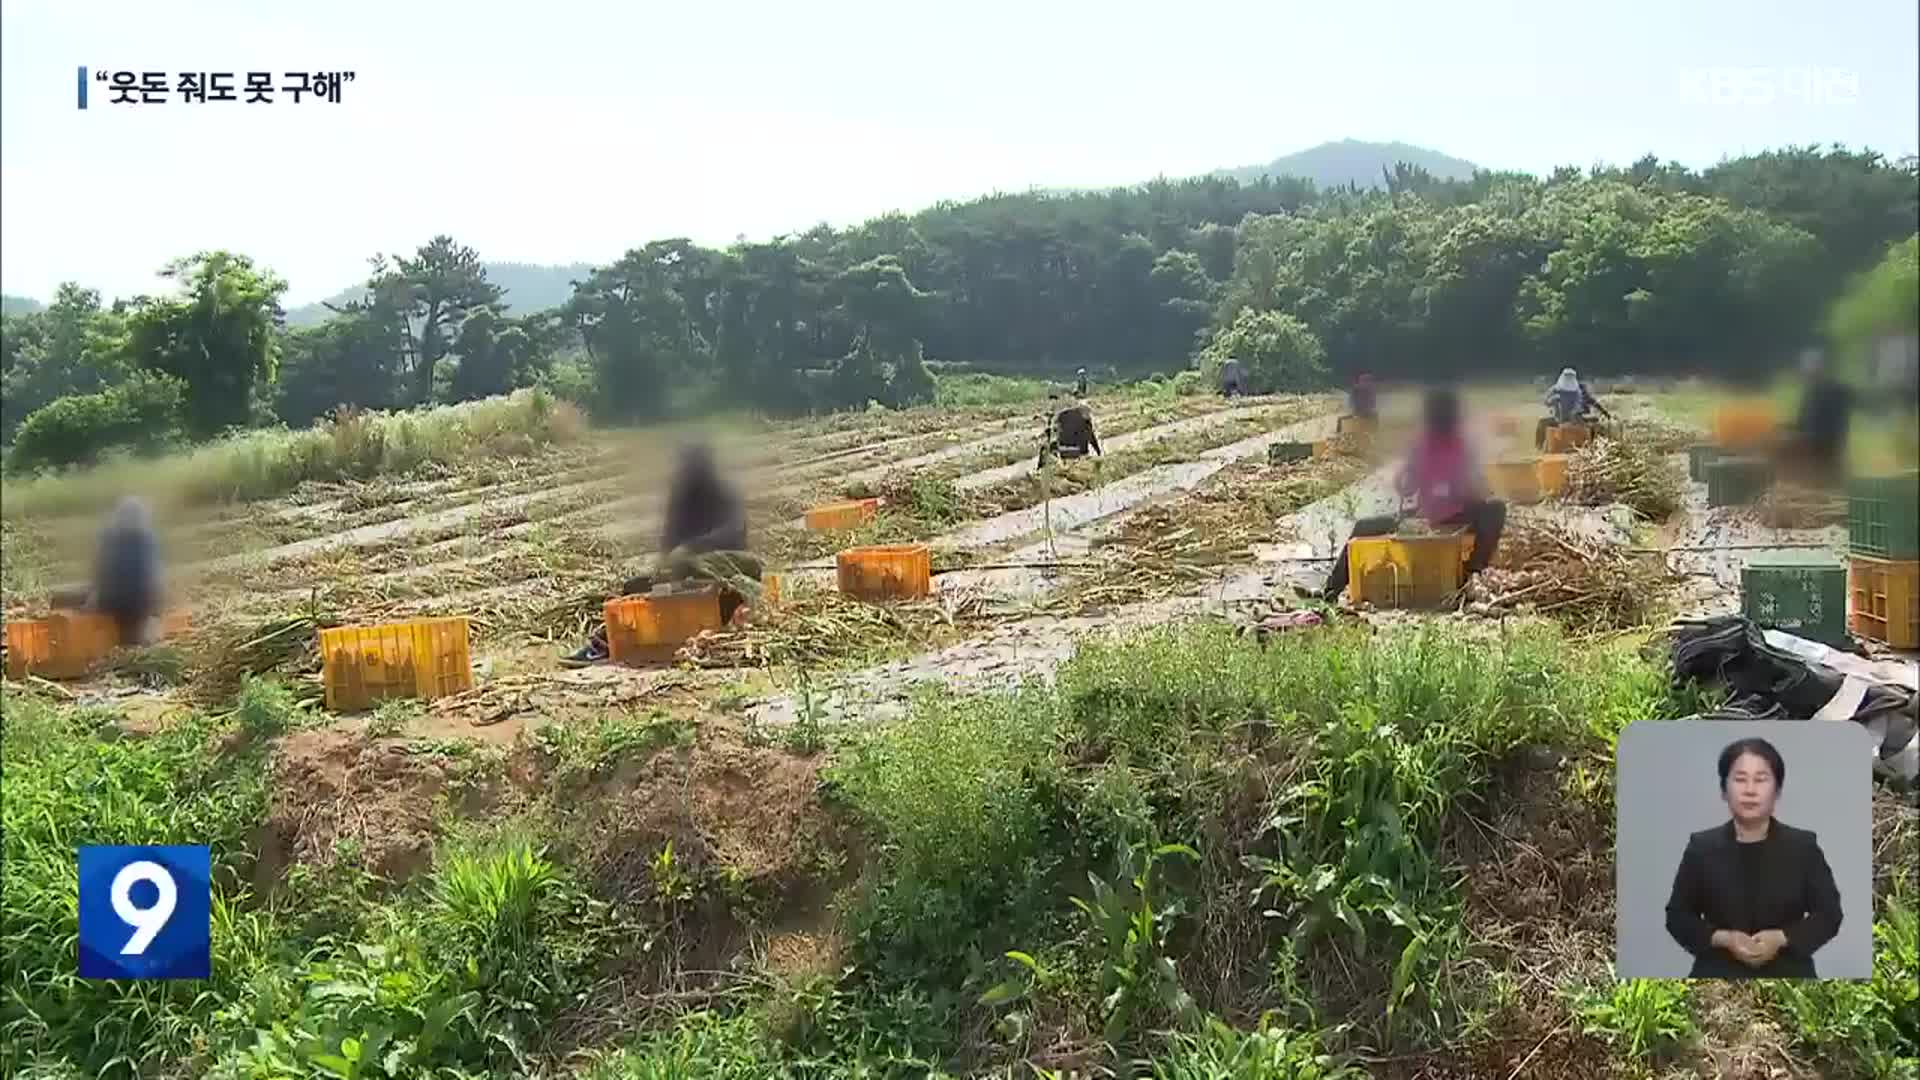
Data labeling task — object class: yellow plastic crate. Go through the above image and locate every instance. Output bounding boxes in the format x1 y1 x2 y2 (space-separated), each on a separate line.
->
1544 423 1592 453
605 590 723 666
837 543 933 601
1486 460 1541 505
1714 401 1777 450
1348 534 1472 610
1849 556 1920 649
1536 454 1570 497
804 498 882 532
318 616 473 713
3 612 120 680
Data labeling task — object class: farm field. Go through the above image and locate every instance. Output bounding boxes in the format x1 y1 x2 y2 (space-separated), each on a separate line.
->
2 384 1915 1080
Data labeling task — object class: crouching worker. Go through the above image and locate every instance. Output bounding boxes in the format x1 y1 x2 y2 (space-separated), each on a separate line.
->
1221 358 1245 398
1536 367 1610 448
79 496 164 646
563 444 766 667
1349 372 1378 421
1039 401 1102 467
1787 350 1852 479
1321 388 1506 603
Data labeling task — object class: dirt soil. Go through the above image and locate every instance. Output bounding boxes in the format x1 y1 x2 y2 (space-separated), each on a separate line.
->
558 725 841 902
258 722 511 887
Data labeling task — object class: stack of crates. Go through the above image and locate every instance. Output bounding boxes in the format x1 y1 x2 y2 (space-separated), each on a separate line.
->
1268 441 1313 465
1347 533 1473 610
837 544 933 601
319 616 474 713
1705 457 1773 508
1536 454 1570 498
1742 560 1850 647
1687 444 1723 483
1847 471 1920 649
1486 460 1541 506
3 612 120 680
804 498 882 531
1543 422 1592 454
604 589 724 666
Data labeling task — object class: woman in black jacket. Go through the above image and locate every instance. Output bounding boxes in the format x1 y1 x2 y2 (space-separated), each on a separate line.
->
1664 737 1843 978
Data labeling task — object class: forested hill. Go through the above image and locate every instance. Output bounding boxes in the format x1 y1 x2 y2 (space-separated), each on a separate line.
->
1211 139 1481 188
4 145 1915 472
283 261 596 326
1 295 44 316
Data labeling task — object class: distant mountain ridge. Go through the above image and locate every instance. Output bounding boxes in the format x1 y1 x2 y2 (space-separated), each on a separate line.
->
1210 139 1481 188
282 261 597 326
2 294 45 316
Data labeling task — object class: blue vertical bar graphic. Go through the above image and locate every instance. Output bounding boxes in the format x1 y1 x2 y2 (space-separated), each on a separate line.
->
77 66 88 109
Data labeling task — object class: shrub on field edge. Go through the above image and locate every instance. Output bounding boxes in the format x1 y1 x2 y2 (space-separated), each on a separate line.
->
6 370 186 474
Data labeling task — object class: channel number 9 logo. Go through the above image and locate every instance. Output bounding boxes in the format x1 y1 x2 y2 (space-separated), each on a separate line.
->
77 845 211 980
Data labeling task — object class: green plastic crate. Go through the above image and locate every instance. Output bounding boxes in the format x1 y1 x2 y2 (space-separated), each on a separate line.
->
1742 562 1849 646
1268 442 1313 464
1848 471 1920 560
1687 444 1723 483
1706 457 1772 508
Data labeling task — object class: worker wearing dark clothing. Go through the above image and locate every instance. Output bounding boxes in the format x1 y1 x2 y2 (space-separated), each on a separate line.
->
1221 359 1245 398
563 444 763 666
1350 373 1378 420
1075 368 1090 397
1322 389 1507 602
1794 374 1853 472
1040 403 1101 466
91 497 163 646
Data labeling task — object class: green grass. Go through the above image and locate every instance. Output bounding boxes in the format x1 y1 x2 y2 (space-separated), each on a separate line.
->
4 617 1911 1079
0 389 587 522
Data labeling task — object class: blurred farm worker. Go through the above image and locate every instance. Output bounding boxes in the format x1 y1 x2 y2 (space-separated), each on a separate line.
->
1039 402 1102 467
1536 368 1611 448
1075 367 1090 397
1349 373 1378 420
562 443 765 666
1788 350 1853 475
92 496 163 646
1320 387 1507 602
1221 358 1245 398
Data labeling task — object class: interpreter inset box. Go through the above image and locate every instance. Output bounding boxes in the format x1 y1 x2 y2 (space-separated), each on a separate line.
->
1615 721 1873 980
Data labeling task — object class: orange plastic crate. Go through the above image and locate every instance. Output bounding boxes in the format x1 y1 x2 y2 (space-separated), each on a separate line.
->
1714 401 1777 450
1348 534 1472 610
804 498 882 532
318 616 473 713
1490 416 1522 438
1486 460 1541 505
759 573 784 607
604 590 723 666
4 612 120 680
1849 556 1920 649
1543 423 1592 454
837 544 933 601
1535 454 1570 497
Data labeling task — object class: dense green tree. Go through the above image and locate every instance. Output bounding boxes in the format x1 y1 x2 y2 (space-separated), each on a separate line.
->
125 252 287 437
372 236 505 403
1 284 132 440
7 370 185 473
1198 309 1327 392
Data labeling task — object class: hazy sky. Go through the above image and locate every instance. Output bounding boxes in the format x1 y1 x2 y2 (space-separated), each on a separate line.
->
3 0 1915 305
